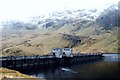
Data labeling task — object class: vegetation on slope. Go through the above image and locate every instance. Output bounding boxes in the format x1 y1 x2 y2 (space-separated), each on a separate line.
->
0 68 41 80
1 25 118 56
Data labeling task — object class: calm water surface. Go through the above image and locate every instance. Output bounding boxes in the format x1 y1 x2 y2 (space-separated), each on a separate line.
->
19 54 120 80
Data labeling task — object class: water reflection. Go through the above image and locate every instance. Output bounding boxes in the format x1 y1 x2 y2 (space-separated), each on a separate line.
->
103 54 120 62
19 54 119 79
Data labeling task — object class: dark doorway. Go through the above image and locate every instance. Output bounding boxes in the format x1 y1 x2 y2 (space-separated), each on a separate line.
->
62 52 66 57
53 53 55 56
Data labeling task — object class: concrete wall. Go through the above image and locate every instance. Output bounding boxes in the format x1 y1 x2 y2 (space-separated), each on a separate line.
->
52 48 62 58
62 48 73 57
52 48 73 58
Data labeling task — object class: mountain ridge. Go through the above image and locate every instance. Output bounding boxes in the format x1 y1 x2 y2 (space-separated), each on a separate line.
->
1 5 119 56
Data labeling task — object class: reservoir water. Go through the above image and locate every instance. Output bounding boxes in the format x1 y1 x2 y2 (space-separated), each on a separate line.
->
19 54 120 80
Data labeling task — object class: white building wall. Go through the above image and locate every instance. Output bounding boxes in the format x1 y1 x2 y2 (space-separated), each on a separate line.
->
52 48 73 58
52 48 62 58
62 48 73 57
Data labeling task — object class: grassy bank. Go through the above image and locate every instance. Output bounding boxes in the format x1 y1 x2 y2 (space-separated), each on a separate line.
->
0 67 44 80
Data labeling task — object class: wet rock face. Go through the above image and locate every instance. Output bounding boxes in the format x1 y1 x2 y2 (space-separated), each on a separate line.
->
62 34 81 47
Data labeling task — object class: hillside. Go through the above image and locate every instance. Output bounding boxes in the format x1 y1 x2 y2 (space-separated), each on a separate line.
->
0 5 119 56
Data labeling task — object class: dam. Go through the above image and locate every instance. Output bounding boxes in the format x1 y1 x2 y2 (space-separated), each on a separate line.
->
1 53 103 69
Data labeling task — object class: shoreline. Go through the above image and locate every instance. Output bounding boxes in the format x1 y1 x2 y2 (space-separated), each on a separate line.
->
0 53 119 57
0 67 44 80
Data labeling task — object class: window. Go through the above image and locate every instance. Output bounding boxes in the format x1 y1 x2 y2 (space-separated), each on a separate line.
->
64 48 70 51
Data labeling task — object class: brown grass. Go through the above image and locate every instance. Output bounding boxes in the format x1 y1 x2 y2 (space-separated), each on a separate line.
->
1 26 118 56
0 68 42 80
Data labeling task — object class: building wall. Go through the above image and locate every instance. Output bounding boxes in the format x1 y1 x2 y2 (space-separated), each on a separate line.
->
62 48 73 57
52 48 62 58
52 48 73 58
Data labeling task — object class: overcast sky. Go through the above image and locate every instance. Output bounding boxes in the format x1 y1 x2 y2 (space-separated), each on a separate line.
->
0 0 119 22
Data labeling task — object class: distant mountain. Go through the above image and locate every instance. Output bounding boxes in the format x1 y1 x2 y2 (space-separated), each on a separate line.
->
1 5 118 30
96 5 118 29
34 5 118 31
30 9 99 29
2 21 38 30
1 5 118 56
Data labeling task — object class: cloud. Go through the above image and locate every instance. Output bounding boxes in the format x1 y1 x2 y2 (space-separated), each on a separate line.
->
0 0 119 22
